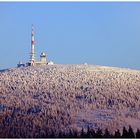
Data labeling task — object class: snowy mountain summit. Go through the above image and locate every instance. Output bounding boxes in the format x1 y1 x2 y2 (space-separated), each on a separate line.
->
0 64 140 137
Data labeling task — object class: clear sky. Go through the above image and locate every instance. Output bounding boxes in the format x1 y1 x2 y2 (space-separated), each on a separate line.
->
0 2 140 70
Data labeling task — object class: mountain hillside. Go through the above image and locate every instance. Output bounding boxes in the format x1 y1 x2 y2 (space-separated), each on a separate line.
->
0 64 140 137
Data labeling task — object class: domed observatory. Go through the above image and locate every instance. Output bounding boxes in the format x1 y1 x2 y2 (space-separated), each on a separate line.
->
17 61 25 68
40 52 46 64
48 61 54 65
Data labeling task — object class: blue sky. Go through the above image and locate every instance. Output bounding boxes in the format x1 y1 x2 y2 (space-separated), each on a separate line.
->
0 2 140 69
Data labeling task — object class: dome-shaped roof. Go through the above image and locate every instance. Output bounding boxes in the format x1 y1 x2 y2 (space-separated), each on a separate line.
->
40 52 46 57
48 61 54 65
19 61 24 64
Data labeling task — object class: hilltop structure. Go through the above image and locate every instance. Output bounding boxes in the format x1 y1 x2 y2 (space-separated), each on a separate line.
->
17 25 54 67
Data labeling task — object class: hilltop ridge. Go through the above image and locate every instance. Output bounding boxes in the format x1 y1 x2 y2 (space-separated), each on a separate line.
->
0 64 140 137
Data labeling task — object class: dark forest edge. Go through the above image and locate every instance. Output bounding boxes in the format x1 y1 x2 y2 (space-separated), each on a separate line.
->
2 125 140 138
45 126 140 138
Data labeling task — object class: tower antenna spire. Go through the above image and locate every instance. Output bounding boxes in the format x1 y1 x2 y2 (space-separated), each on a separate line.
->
30 24 35 65
32 24 34 32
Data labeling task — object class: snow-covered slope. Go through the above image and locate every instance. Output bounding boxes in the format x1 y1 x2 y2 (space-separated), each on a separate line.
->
0 64 140 137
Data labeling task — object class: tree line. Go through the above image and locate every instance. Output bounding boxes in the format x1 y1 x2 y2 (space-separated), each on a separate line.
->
45 125 140 138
